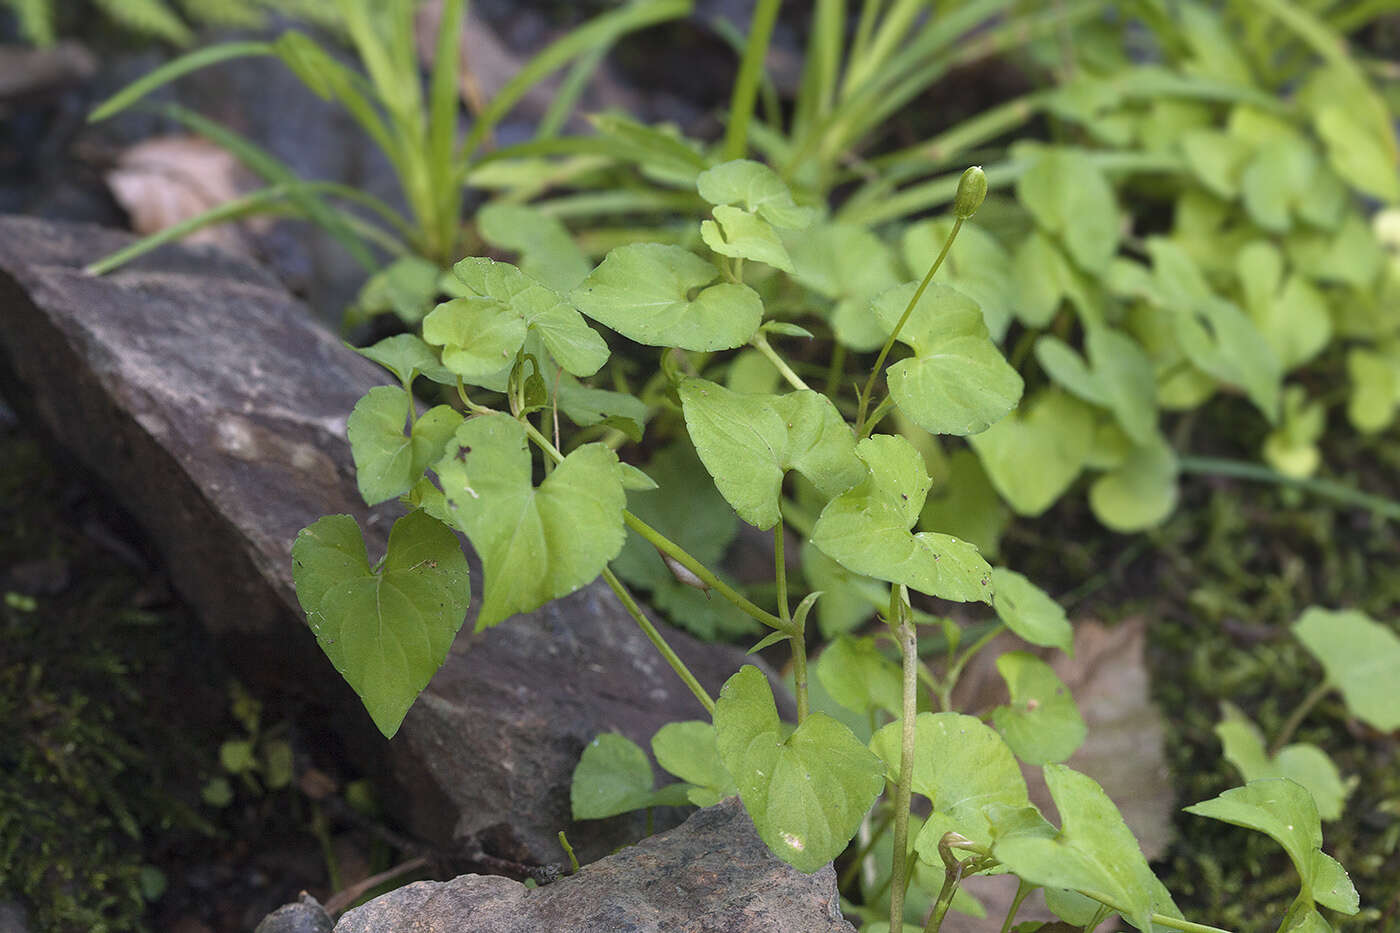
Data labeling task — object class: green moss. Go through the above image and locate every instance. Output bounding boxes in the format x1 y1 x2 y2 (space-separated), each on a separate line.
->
0 432 219 932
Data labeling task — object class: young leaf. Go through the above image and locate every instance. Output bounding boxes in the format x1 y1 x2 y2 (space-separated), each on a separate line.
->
714 665 884 873
571 243 764 351
1088 436 1179 532
969 390 1095 517
477 202 591 293
571 733 691 820
868 712 1031 853
1184 779 1359 917
678 379 864 529
434 414 626 629
346 387 462 506
993 764 1180 931
815 635 904 719
871 282 1023 436
699 205 796 273
1016 149 1120 273
449 257 609 378
1034 328 1156 446
1263 387 1326 479
422 297 527 382
651 720 737 807
990 568 1073 654
992 651 1086 766
292 511 470 738
1235 241 1331 371
353 334 456 389
812 434 993 604
1346 347 1400 434
696 159 817 229
1293 607 1400 732
1214 703 1348 821
1012 232 1073 328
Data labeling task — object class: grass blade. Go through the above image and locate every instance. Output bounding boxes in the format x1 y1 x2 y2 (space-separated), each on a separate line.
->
89 41 275 122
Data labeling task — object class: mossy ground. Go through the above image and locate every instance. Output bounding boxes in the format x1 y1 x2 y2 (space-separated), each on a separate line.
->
1005 398 1400 932
0 421 347 932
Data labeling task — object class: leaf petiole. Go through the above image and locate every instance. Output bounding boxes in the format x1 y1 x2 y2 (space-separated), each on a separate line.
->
856 216 965 436
752 333 813 392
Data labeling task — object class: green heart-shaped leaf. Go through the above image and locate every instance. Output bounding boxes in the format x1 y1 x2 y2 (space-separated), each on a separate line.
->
696 159 817 229
679 378 864 529
292 510 470 738
714 665 884 873
651 720 737 807
994 764 1179 931
869 712 1030 854
571 243 763 351
700 205 796 272
353 334 456 388
902 219 1015 340
1346 347 1400 434
1236 241 1331 371
990 568 1073 654
449 256 609 378
1293 607 1400 732
434 414 626 629
1088 435 1179 532
872 282 1023 436
786 223 901 351
812 434 993 604
1214 703 1349 821
1185 779 1359 916
1017 149 1120 273
969 390 1095 517
346 387 463 505
816 635 904 719
477 202 590 293
1034 329 1156 446
992 651 1086 765
571 733 692 820
919 449 1010 560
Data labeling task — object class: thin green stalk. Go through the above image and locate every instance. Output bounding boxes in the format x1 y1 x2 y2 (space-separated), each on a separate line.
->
1079 893 1234 933
856 218 964 435
602 568 715 715
753 334 813 392
942 622 1005 709
861 396 897 437
723 0 782 160
997 879 1034 933
623 512 786 631
775 519 808 720
888 594 919 933
1177 456 1400 522
1269 679 1334 756
923 864 964 933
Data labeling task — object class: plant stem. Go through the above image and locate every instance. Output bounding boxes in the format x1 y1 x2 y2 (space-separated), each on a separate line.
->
723 0 782 160
997 879 1033 933
622 512 786 631
775 518 809 721
1269 679 1334 756
861 396 897 437
888 593 919 933
1177 456 1400 522
602 567 715 715
942 622 1005 709
753 334 814 392
923 863 964 933
856 217 963 435
1079 893 1235 933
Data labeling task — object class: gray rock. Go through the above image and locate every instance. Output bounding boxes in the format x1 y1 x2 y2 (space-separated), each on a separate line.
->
335 799 855 933
0 216 782 866
0 900 30 933
255 893 334 933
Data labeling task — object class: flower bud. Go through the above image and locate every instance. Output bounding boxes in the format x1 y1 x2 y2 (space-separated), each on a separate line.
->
953 165 987 219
